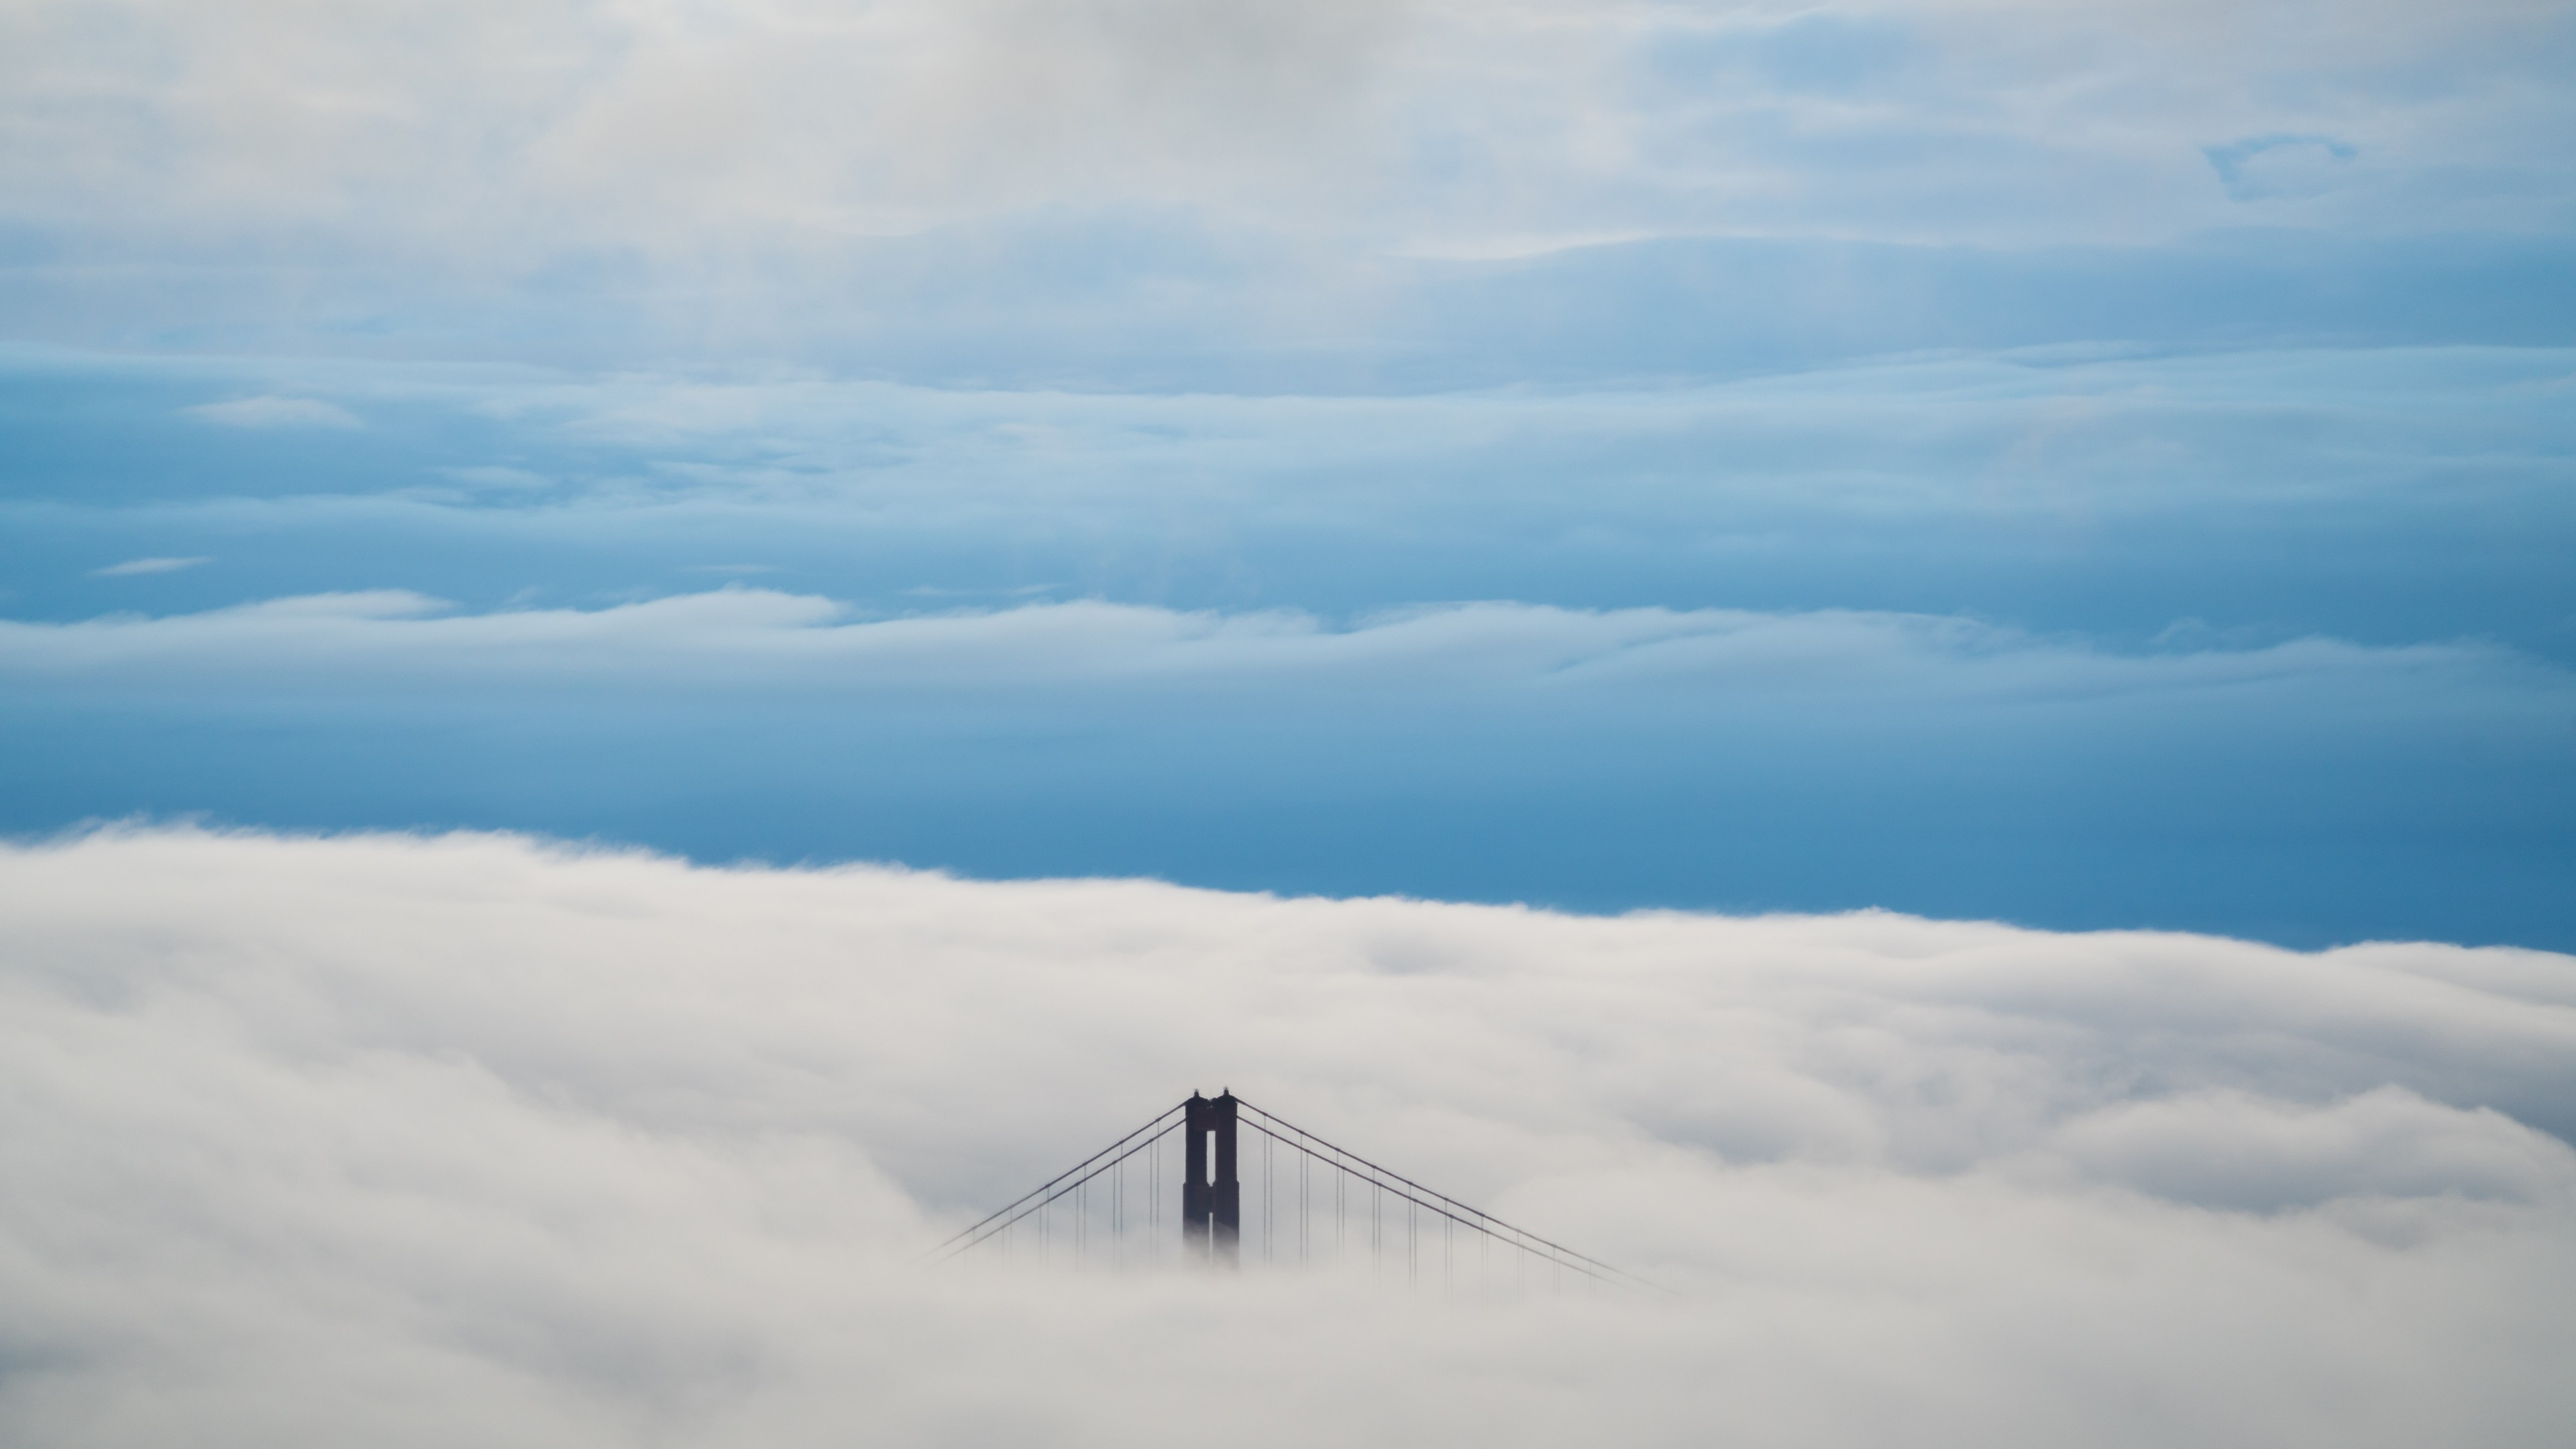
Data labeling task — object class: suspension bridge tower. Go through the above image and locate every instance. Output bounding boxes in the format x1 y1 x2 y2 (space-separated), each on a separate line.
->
1181 1090 1241 1267
930 1088 1646 1292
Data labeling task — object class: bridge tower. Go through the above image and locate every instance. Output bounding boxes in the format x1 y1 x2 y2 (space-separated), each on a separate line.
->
1181 1091 1241 1267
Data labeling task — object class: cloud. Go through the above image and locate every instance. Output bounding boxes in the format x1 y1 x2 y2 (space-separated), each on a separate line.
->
1 580 2566 949
1 0 2569 368
87 555 210 578
0 0 1413 250
440 465 553 491
182 396 364 431
2045 1087 2573 1212
1 591 2559 715
0 824 2569 1446
2206 135 2359 201
10 345 2569 669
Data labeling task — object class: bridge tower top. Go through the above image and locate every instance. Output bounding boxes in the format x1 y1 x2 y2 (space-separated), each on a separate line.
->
1183 1091 1240 1267
930 1090 1648 1293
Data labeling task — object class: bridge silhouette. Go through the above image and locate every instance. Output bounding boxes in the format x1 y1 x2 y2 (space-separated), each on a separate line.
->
932 1091 1649 1292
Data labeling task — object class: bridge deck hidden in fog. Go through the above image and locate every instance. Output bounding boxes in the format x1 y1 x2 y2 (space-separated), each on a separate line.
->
934 1091 1650 1291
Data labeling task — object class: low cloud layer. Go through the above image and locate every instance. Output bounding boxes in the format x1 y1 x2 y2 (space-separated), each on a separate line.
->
1 826 2570 1446
3 588 2568 948
17 344 2571 655
5 587 2548 700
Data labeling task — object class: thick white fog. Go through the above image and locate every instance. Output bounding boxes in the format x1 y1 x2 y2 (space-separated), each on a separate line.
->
2 826 2571 1446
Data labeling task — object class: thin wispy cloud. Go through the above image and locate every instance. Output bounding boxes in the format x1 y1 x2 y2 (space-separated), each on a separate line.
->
87 555 211 578
181 396 362 431
440 465 552 490
3 590 2553 705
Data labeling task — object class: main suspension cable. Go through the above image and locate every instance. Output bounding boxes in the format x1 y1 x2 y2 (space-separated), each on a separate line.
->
1234 1097 1651 1289
930 1102 1188 1260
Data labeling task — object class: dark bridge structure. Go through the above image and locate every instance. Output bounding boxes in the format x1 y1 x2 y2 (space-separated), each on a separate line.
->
932 1091 1649 1292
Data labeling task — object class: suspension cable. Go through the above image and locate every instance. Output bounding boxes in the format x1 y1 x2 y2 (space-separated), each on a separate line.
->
1237 1118 1640 1289
926 1101 1188 1258
934 1113 1186 1261
1233 1097 1650 1288
937 1091 1656 1291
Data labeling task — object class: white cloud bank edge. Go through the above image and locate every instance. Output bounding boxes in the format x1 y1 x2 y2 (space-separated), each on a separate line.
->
1 824 2571 1448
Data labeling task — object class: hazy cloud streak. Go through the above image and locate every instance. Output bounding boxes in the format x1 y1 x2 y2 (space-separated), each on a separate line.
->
2 590 2555 700
180 396 364 431
86 555 210 578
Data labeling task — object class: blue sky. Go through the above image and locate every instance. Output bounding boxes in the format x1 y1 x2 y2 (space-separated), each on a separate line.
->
4 0 2573 948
